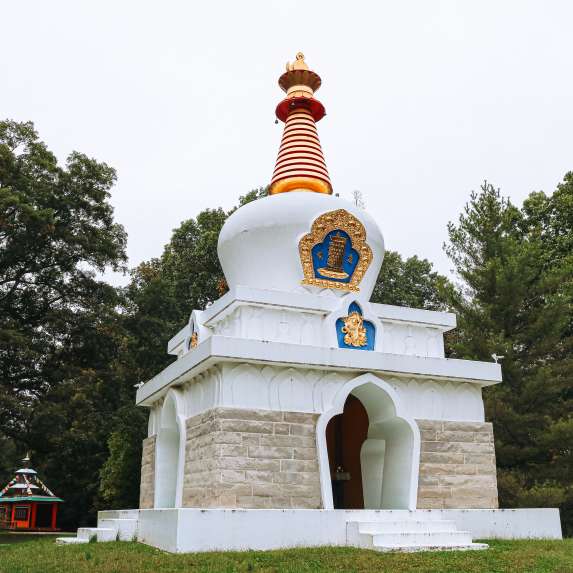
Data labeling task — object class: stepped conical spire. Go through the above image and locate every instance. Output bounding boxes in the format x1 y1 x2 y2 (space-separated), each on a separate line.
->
269 53 332 195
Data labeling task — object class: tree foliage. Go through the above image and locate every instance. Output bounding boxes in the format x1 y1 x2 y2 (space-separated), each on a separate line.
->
372 251 450 310
445 178 573 535
0 120 127 436
0 120 131 526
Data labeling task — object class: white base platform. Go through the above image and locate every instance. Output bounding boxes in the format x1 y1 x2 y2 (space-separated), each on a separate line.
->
58 508 563 553
56 510 139 546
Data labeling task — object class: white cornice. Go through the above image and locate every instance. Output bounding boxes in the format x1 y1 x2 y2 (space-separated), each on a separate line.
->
137 335 501 406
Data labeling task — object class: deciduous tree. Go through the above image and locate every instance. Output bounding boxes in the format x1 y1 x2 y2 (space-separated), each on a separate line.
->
0 120 127 437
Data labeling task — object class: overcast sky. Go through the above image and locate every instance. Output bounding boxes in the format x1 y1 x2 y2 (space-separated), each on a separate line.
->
4 1 572 285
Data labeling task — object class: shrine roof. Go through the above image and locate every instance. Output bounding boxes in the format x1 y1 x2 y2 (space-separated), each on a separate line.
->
11 483 39 489
1 459 62 502
0 496 63 503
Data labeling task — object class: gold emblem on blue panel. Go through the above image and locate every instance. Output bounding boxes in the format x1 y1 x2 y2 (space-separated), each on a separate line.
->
337 302 375 350
341 311 367 347
299 209 372 291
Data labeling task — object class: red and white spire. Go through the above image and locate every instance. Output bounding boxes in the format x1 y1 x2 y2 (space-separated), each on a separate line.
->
269 53 332 195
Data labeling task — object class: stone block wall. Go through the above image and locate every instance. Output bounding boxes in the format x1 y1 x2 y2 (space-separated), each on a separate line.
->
182 408 322 509
416 420 499 509
139 435 156 509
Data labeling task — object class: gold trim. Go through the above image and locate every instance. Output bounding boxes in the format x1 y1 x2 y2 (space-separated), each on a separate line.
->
320 268 349 279
298 209 373 292
269 176 332 195
287 52 309 72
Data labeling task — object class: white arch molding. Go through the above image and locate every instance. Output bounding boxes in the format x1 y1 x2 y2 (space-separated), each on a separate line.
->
316 373 421 510
154 388 186 508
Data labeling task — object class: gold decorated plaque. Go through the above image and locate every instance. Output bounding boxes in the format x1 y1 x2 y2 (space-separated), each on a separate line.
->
298 209 372 292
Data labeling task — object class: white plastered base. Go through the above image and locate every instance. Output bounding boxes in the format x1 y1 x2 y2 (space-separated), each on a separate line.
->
111 508 563 553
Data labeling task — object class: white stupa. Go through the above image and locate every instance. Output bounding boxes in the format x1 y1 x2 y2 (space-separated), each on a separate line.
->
59 53 562 551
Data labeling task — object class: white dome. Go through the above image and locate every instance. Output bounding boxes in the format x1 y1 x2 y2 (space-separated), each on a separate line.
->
218 192 384 298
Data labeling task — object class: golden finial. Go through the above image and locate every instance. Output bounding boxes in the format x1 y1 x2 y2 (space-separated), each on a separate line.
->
279 52 321 98
286 52 309 72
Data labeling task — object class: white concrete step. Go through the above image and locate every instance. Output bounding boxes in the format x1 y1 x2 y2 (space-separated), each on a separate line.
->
358 520 458 534
371 530 474 548
350 510 449 522
98 518 138 541
56 537 88 545
77 527 117 542
374 542 489 553
347 517 488 553
56 511 141 547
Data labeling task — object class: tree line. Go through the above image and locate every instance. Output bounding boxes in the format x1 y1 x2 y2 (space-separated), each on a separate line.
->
0 120 571 534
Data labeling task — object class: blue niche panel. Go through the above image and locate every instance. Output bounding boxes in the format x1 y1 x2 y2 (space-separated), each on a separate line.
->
336 302 375 351
311 230 359 284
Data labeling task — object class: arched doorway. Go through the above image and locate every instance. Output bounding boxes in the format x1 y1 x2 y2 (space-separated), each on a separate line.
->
318 374 420 510
154 394 182 508
326 395 369 508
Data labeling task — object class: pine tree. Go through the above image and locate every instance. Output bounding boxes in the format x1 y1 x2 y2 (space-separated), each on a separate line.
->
445 179 573 535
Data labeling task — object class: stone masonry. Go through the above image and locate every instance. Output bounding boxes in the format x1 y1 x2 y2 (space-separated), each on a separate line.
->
139 435 156 509
182 408 322 509
416 420 499 509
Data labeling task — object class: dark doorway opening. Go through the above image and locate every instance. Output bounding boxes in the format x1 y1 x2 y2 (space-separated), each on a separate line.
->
35 504 52 528
325 394 369 509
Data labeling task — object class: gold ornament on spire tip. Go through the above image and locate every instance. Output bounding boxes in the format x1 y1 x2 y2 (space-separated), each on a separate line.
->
278 52 321 98
286 52 309 72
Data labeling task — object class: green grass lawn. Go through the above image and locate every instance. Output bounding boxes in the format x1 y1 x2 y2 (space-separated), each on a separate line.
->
0 536 571 573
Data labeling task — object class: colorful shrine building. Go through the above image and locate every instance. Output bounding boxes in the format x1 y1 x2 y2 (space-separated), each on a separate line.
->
0 456 63 531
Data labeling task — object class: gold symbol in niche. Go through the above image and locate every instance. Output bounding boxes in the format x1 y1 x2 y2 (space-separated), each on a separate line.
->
190 332 199 349
319 234 349 279
299 209 373 292
341 312 367 347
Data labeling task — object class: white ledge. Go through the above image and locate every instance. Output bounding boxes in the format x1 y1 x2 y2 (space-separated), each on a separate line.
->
167 286 458 353
201 286 340 326
136 335 501 406
167 323 191 355
372 303 456 331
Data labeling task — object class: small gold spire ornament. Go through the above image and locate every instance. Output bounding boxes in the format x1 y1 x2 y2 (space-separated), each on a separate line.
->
341 312 368 347
286 52 309 72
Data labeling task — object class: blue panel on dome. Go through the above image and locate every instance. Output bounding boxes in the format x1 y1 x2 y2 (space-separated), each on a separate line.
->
336 302 375 351
311 230 359 284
